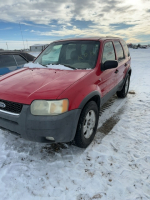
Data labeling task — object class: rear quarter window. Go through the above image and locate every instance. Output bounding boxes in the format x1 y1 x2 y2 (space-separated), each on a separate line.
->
121 40 130 57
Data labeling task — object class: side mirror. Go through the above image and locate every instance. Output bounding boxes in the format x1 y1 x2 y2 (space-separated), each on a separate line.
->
102 60 118 71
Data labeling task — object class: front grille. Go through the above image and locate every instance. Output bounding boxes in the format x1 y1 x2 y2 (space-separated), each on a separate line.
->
0 99 23 114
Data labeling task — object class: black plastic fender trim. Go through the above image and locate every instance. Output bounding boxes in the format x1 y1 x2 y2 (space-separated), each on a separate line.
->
78 91 101 110
118 67 132 91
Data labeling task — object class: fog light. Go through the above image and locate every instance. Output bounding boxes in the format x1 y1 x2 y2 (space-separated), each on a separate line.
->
46 137 54 141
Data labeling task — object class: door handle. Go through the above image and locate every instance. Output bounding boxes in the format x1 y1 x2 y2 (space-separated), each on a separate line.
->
115 69 119 74
124 63 127 67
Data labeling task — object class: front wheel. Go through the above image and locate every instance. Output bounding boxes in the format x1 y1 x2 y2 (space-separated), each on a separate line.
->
117 74 130 98
74 101 99 148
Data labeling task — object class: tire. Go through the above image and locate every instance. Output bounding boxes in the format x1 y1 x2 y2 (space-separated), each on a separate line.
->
117 74 130 98
74 101 99 148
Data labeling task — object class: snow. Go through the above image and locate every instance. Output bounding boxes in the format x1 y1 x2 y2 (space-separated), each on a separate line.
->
0 48 150 200
24 62 73 70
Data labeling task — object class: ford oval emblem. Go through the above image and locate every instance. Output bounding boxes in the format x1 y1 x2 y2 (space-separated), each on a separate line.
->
0 102 6 108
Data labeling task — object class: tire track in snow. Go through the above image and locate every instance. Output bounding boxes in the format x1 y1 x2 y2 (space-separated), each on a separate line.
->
97 94 128 135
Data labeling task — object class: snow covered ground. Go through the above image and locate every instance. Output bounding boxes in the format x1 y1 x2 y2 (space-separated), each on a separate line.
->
0 48 150 200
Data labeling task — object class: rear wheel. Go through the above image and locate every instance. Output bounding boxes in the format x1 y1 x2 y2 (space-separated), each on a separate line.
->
117 74 130 98
74 101 99 148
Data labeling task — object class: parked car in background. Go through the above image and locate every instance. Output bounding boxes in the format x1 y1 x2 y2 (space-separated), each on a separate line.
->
0 51 35 75
0 37 131 148
133 45 138 49
140 45 147 49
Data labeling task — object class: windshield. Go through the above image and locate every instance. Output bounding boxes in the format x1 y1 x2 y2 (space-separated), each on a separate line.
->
34 41 100 69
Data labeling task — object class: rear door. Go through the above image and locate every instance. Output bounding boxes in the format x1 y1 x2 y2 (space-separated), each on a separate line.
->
0 54 18 75
113 40 126 84
120 40 131 75
99 41 117 97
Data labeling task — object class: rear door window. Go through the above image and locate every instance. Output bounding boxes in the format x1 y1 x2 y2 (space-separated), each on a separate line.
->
102 42 116 63
120 40 130 57
0 55 17 68
13 55 27 67
114 41 125 62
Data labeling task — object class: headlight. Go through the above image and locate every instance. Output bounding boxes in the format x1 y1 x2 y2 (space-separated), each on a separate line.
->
31 99 69 115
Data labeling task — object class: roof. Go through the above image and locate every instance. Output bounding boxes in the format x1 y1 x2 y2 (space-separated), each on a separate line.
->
0 51 35 61
53 36 122 43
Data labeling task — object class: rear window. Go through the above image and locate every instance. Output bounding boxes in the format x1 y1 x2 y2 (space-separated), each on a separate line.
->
0 55 17 68
114 41 125 62
14 55 27 67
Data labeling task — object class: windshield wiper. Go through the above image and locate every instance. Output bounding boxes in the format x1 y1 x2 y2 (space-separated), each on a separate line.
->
41 64 48 67
62 64 76 70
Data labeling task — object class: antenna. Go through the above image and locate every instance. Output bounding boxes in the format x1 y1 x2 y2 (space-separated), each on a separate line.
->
26 40 29 50
6 42 8 50
19 22 28 60
19 22 25 51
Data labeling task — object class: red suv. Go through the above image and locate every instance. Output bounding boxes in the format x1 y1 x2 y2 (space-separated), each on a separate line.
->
0 37 131 148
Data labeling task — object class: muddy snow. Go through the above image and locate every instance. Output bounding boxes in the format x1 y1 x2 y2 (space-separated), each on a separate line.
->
0 48 150 200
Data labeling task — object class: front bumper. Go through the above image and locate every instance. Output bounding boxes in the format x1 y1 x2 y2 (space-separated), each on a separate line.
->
0 105 81 143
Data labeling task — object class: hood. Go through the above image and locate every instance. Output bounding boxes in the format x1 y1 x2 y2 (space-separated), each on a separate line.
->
0 67 90 104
